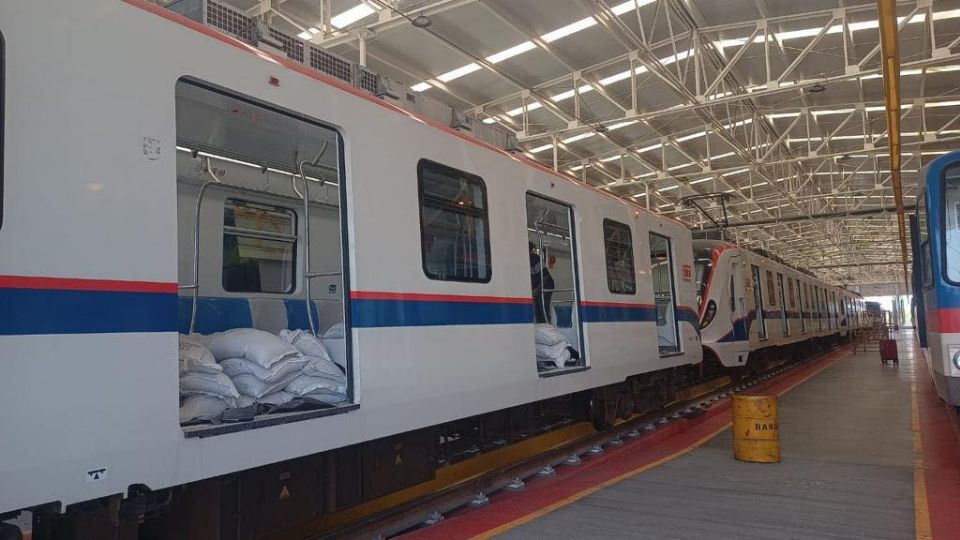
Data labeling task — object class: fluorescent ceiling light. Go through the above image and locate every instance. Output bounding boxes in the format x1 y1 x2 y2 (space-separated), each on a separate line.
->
486 41 538 64
562 132 596 144
330 2 379 29
607 120 639 130
600 154 623 163
689 177 711 185
482 117 497 124
410 82 432 92
658 184 680 192
437 63 482 82
541 16 597 43
714 9 960 50
297 31 313 39
529 143 555 153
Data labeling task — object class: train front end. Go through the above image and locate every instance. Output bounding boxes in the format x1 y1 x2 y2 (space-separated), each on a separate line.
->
913 151 960 408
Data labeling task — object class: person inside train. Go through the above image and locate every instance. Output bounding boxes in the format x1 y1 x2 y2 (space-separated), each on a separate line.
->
530 242 554 324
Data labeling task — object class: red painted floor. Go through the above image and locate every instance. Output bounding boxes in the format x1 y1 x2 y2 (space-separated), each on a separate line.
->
402 346 853 540
914 339 960 539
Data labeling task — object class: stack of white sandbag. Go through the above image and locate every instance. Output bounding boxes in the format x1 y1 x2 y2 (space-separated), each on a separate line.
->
178 326 350 423
279 329 349 404
535 324 575 369
178 336 239 423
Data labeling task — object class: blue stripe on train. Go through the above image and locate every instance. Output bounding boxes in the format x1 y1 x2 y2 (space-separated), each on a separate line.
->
579 304 657 323
0 288 178 335
351 298 535 327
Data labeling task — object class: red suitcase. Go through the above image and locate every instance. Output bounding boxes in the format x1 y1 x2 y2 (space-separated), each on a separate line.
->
880 338 898 364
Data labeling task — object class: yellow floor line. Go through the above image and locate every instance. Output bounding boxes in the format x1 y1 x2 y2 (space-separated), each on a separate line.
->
471 348 851 540
911 382 933 540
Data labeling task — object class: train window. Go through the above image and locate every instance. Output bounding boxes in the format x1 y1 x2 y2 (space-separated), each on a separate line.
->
222 199 297 293
694 246 713 308
650 233 680 354
943 163 960 283
787 277 796 308
729 275 736 313
418 160 491 283
751 265 767 339
603 219 636 295
765 270 776 306
919 192 932 287
777 273 788 337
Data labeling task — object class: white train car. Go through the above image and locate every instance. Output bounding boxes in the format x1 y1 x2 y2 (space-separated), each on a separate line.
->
0 1 702 534
694 240 854 369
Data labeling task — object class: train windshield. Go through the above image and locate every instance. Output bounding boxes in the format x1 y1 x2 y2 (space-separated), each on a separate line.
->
694 247 713 309
944 164 960 283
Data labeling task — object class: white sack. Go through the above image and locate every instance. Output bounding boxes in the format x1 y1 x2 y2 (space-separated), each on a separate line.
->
232 372 300 398
535 324 566 346
304 389 348 405
259 391 294 406
538 348 571 369
204 328 298 368
178 336 221 375
279 329 332 361
220 355 309 384
236 395 256 408
321 338 347 368
302 354 345 379
179 395 230 423
285 374 347 397
536 341 570 360
180 371 240 400
323 322 345 339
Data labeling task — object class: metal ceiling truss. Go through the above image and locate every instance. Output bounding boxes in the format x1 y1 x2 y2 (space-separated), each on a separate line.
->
230 0 960 285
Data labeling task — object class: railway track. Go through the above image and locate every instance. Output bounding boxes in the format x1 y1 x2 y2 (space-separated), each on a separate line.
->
293 343 851 540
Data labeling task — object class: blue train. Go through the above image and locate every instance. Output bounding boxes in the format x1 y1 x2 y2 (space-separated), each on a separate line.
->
912 151 960 409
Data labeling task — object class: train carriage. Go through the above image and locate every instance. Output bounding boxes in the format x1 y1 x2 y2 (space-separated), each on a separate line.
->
912 150 960 409
0 0 704 529
695 240 854 370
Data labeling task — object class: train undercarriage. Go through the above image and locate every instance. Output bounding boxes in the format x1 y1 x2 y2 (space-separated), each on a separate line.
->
3 335 848 540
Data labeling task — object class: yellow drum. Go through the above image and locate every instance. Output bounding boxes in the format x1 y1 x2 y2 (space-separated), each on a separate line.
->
732 394 780 463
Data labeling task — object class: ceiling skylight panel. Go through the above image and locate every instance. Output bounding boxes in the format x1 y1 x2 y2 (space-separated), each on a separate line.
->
437 63 482 82
410 82 432 92
486 41 538 64
541 16 598 42
330 2 380 29
610 0 657 16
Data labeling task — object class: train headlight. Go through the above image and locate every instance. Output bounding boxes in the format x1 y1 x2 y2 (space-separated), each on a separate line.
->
701 300 717 329
953 349 960 372
949 346 960 374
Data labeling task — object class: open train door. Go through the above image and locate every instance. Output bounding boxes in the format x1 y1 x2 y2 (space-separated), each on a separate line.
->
728 253 750 366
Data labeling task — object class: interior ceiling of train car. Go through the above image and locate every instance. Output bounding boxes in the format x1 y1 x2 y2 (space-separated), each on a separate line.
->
215 0 960 286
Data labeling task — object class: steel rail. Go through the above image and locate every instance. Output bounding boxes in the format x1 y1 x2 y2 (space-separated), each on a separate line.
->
302 343 852 540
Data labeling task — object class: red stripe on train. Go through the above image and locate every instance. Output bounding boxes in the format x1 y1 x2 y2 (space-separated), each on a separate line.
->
350 291 533 304
926 308 960 333
579 300 655 309
0 275 178 294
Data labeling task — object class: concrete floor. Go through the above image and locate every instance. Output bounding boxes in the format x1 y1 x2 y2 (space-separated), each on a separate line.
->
497 339 918 540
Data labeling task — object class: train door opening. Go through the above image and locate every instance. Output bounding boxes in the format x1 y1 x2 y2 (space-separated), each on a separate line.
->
751 265 767 340
526 193 584 374
650 233 680 355
730 256 749 364
175 78 353 428
778 273 788 337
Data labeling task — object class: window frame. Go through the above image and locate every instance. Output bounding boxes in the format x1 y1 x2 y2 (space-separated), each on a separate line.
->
602 218 637 295
649 232 681 355
416 158 492 284
941 163 960 286
220 198 299 295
